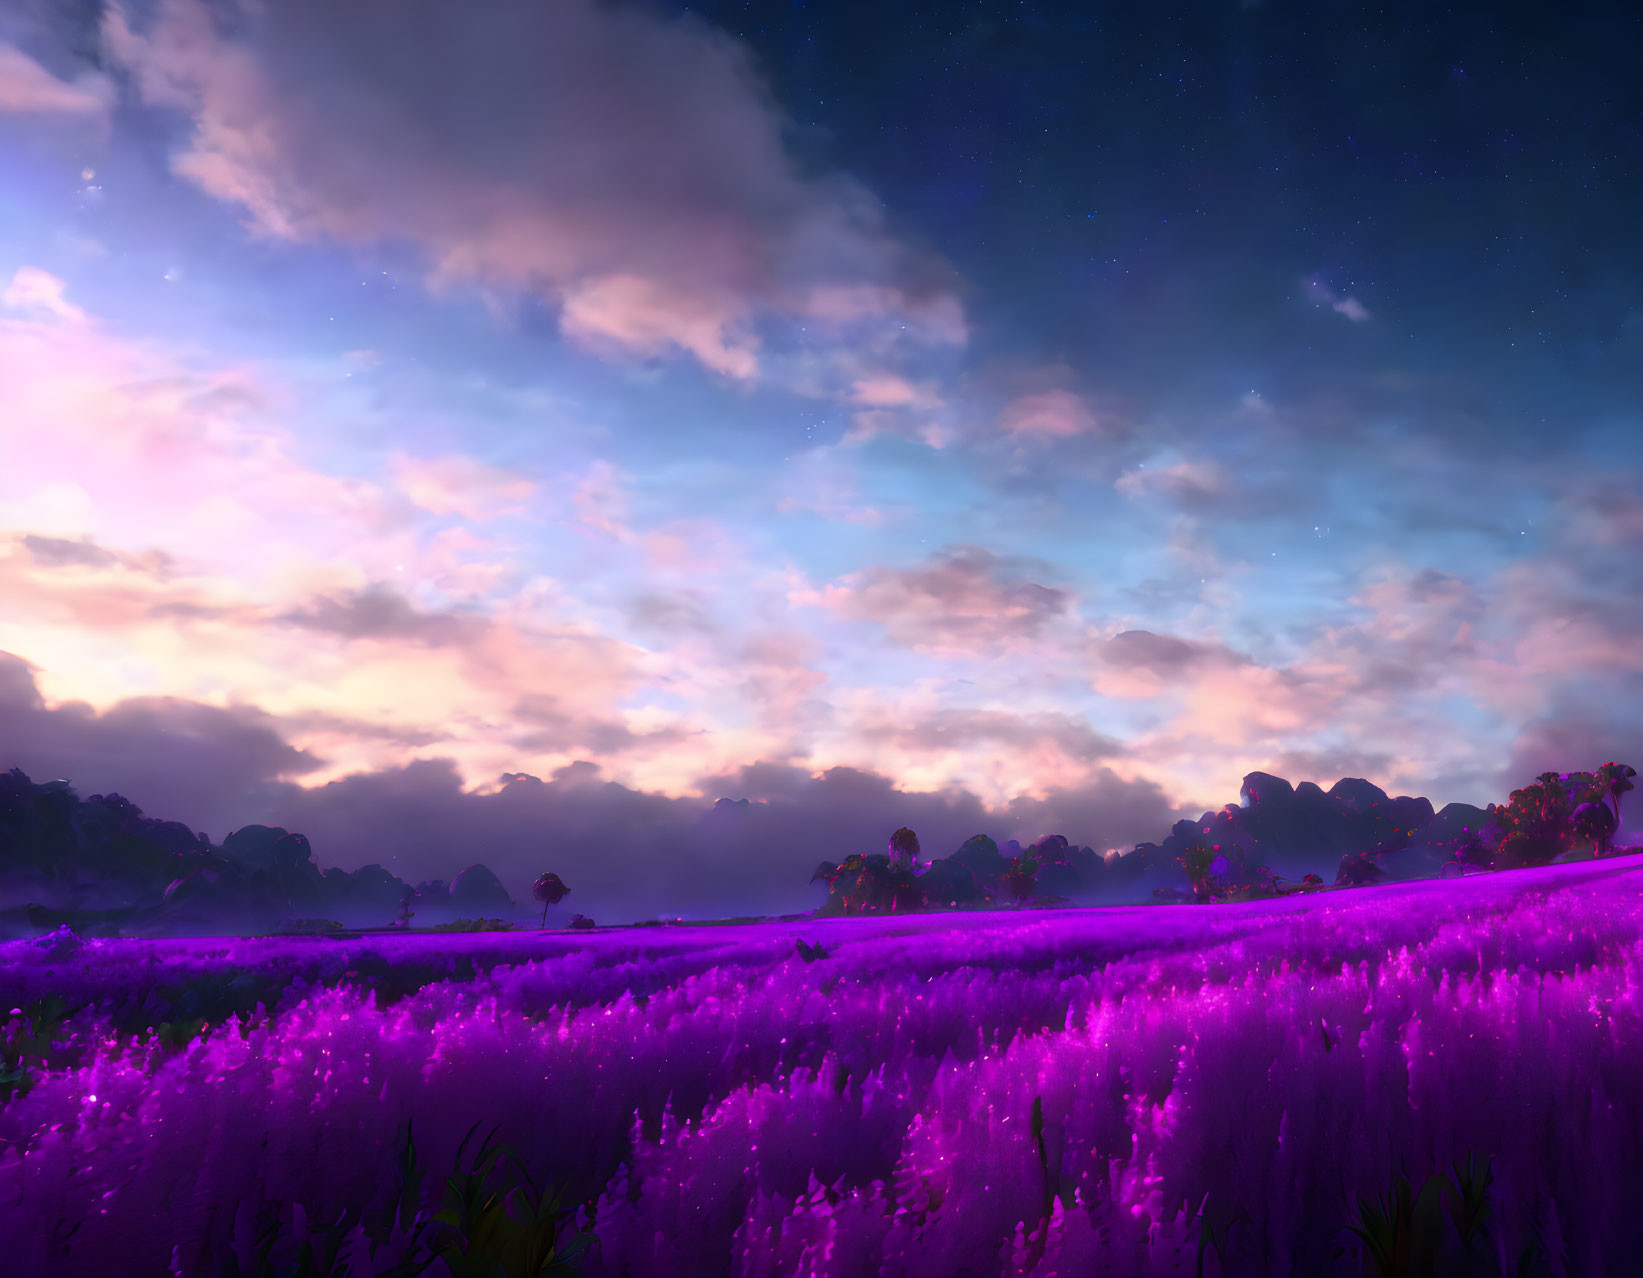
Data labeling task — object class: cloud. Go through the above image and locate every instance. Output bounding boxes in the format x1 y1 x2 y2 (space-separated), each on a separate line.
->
1099 628 1240 675
0 649 325 841
847 373 943 410
773 447 890 526
558 273 758 380
0 652 1189 920
390 453 536 521
998 389 1102 439
0 41 113 116
102 0 964 382
1303 276 1372 323
1114 459 1229 504
509 692 692 756
274 583 484 647
2 267 87 323
858 706 1125 762
19 533 121 570
790 545 1074 652
626 590 721 640
1496 695 1643 814
567 460 635 543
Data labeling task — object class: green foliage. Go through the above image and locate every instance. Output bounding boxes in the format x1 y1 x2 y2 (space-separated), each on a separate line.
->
209 1117 595 1278
1343 1169 1447 1277
2 994 92 1104
149 1016 211 1051
214 1202 356 1278
1443 1151 1494 1251
1336 1150 1496 1278
415 1121 593 1277
1189 1188 1253 1278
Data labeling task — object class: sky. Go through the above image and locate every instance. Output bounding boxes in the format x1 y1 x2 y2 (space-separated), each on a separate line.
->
2 0 1642 919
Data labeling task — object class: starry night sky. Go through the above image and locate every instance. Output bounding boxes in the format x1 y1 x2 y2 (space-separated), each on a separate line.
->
2 0 1641 919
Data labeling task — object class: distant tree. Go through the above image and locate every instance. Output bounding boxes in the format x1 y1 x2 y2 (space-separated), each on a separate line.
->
1002 855 1039 906
915 857 979 908
1030 835 1071 863
1494 830 1545 872
1594 762 1638 834
1335 851 1387 888
1451 830 1493 872
885 861 922 912
1571 802 1618 857
840 854 894 914
532 872 569 929
1174 839 1222 903
888 826 921 868
390 893 415 929
1493 777 1577 868
815 854 868 914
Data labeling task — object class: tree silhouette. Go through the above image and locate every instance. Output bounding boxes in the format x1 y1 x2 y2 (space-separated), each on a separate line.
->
1174 839 1221 902
885 861 922 912
1571 802 1617 857
1493 777 1577 868
1594 762 1637 836
1002 855 1039 906
532 872 569 929
849 855 895 914
888 826 921 868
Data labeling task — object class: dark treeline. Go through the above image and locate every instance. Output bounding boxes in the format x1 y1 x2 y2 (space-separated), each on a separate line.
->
0 767 516 937
809 763 1637 917
0 760 1634 936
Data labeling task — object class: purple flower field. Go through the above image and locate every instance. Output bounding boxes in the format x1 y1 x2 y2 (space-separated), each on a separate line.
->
3 856 1641 1277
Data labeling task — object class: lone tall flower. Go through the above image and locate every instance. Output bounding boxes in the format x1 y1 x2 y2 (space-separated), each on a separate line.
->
532 872 569 929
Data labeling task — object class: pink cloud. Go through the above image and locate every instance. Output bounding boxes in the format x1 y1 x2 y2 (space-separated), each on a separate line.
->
1114 459 1228 502
2 267 86 323
558 274 758 381
848 373 941 409
999 389 1099 438
1303 276 1373 323
103 0 964 383
0 41 113 116
390 453 537 521
793 545 1075 654
567 460 635 543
